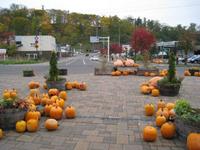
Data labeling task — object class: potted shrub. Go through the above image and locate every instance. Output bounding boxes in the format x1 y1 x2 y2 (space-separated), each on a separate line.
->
0 90 28 130
158 51 182 96
175 99 200 140
46 51 66 90
130 27 159 75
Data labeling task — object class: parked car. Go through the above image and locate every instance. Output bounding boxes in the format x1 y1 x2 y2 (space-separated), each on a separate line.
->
188 55 200 63
90 56 99 61
188 55 198 63
190 55 200 63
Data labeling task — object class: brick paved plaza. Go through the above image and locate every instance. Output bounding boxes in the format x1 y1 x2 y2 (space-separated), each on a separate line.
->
0 73 199 150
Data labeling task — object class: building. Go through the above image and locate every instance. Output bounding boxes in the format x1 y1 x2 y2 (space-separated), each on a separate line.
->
15 35 56 59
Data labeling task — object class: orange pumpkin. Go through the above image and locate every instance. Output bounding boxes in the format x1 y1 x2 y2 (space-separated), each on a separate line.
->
184 70 191 76
3 89 10 99
151 89 160 97
187 133 200 150
168 109 176 118
28 104 36 111
45 119 58 131
144 104 154 116
29 88 40 97
28 81 36 89
65 82 73 90
65 106 76 119
43 83 47 89
144 72 149 76
122 71 129 76
0 129 3 139
48 88 59 96
44 104 53 116
166 103 175 110
111 71 117 76
194 72 199 77
33 94 41 105
79 83 87 91
56 98 65 108
46 96 57 105
41 97 49 106
49 106 63 120
160 122 176 139
16 120 26 133
25 111 40 121
149 72 156 77
143 126 157 142
59 91 67 100
115 70 121 76
26 119 38 132
10 89 17 99
140 85 151 94
156 115 166 127
157 99 166 110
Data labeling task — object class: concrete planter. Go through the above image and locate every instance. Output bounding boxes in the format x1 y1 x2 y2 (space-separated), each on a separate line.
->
94 68 112 75
137 67 159 76
46 78 66 90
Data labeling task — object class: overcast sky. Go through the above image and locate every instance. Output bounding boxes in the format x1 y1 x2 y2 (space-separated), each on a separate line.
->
1 0 200 26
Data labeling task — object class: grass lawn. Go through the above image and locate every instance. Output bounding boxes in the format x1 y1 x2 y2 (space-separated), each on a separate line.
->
0 59 45 64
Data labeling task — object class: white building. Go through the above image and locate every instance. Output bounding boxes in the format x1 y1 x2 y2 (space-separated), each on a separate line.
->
15 35 56 59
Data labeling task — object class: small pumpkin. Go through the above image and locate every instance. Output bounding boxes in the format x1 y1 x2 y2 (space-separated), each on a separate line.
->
3 89 10 99
149 72 156 77
29 88 40 97
48 88 59 96
184 70 191 76
49 105 63 120
44 104 53 116
26 119 39 132
65 82 73 90
28 81 36 89
16 120 26 133
56 98 65 108
143 126 157 142
28 104 36 111
156 108 169 119
33 94 41 105
144 104 154 116
41 97 49 106
0 129 3 139
194 72 199 77
166 103 175 110
156 115 166 127
144 72 149 76
43 83 47 89
45 119 58 131
79 83 87 91
160 122 176 139
122 71 129 76
168 109 176 118
65 106 76 119
59 91 67 100
111 71 117 76
187 133 200 150
157 99 165 110
25 110 40 121
10 89 17 99
151 89 160 97
140 85 151 94
115 70 121 76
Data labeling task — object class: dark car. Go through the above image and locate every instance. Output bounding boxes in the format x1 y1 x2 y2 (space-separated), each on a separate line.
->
85 53 89 56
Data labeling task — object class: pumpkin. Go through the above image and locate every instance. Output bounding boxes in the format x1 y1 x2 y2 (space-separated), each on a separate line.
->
148 85 155 92
56 98 65 108
49 106 63 120
151 89 160 97
149 73 156 77
3 89 10 99
140 85 151 94
122 71 129 76
156 108 169 119
166 103 175 110
65 82 73 90
156 115 166 127
45 119 58 131
43 83 47 89
168 109 176 118
0 129 3 139
144 104 154 116
48 88 59 96
133 63 139 67
29 88 40 97
160 122 176 139
10 89 17 99
59 91 67 100
79 83 87 91
41 97 49 106
187 133 200 150
114 59 124 67
184 70 191 76
111 71 117 76
33 94 41 105
26 119 38 132
28 104 36 111
125 59 134 67
16 120 26 133
115 70 121 76
157 99 165 110
44 104 53 116
73 81 80 89
194 72 199 77
143 126 157 142
65 106 76 119
159 71 166 77
28 81 36 89
46 96 57 105
149 77 163 87
25 111 40 121
144 72 149 76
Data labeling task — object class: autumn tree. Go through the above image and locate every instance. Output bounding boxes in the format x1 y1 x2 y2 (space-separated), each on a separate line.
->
131 27 155 67
110 43 122 54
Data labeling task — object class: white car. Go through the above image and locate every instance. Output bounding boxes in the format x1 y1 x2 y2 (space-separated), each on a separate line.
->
90 56 99 61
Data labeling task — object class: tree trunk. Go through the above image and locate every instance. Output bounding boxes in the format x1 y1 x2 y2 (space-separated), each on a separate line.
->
184 51 188 66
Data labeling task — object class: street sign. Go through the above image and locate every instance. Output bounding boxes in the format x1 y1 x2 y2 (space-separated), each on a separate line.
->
90 36 99 43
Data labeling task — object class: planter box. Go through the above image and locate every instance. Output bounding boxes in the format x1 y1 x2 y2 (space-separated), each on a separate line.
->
46 78 66 90
94 68 112 75
158 83 181 96
23 70 34 77
137 67 159 76
58 69 68 75
189 69 200 76
175 116 200 140
0 109 26 130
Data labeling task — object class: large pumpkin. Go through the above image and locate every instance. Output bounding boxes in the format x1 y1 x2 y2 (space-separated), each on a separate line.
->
187 133 200 150
149 77 163 87
59 91 67 101
65 106 76 119
157 99 165 110
143 126 157 142
151 89 160 97
156 115 166 127
45 119 58 131
49 106 63 120
160 122 176 139
26 119 38 132
16 120 26 133
144 104 154 116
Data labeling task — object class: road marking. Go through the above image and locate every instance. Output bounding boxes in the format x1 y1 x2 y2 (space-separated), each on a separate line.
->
83 59 86 65
65 58 77 66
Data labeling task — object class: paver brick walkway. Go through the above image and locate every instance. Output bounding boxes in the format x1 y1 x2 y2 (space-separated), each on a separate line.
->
0 73 199 150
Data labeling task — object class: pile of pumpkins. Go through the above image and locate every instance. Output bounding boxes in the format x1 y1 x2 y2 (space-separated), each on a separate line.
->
140 77 163 97
152 58 164 64
143 100 200 150
111 70 135 76
143 69 167 77
3 89 17 100
184 70 200 77
113 59 139 67
143 100 176 142
13 81 77 133
65 81 87 91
